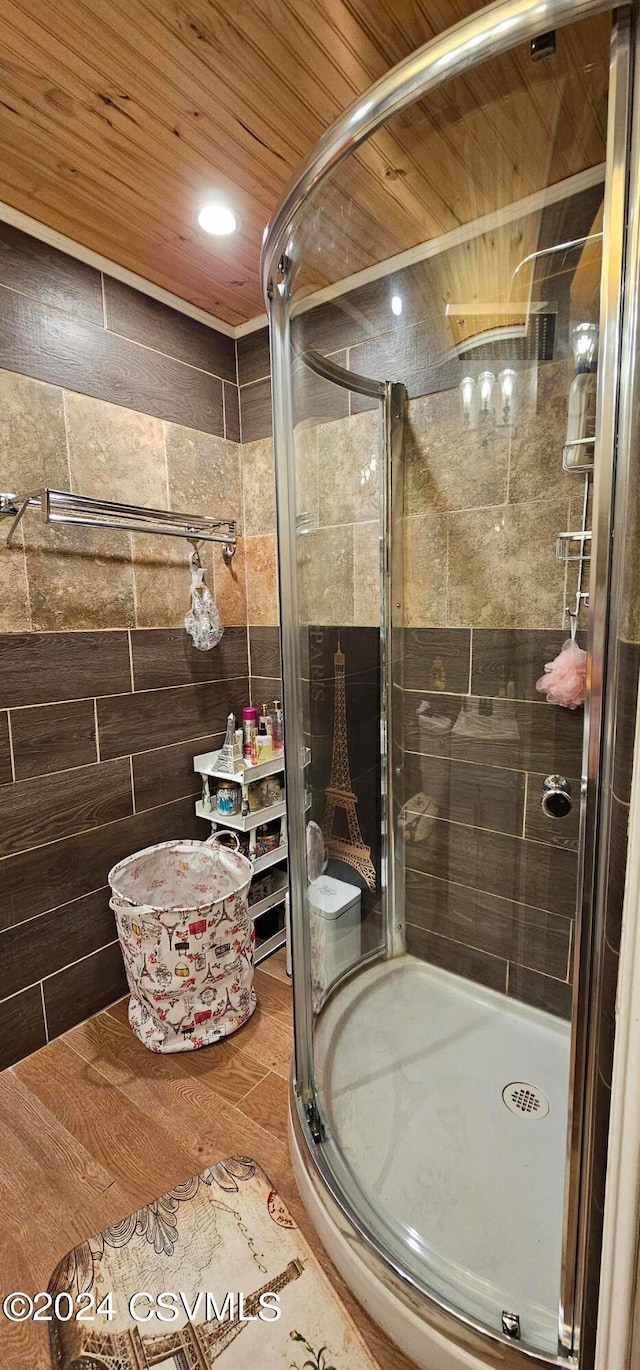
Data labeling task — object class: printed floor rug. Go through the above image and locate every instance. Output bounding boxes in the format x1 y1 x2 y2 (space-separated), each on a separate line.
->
47 1155 381 1369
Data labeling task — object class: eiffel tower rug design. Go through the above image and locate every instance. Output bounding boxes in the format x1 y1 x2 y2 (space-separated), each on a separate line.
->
47 1156 381 1369
321 638 376 889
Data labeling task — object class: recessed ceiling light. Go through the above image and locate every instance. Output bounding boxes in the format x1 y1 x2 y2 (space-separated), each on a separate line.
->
391 294 403 316
197 202 238 236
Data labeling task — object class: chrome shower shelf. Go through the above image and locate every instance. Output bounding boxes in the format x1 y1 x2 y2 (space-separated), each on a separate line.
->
555 529 592 562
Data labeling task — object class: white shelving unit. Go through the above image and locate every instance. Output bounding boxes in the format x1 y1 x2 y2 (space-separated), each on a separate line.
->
193 745 289 965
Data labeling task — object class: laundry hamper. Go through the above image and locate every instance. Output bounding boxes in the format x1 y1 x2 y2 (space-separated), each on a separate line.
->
108 833 255 1054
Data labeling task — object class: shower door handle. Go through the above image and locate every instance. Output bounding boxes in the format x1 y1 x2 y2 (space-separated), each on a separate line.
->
541 775 572 819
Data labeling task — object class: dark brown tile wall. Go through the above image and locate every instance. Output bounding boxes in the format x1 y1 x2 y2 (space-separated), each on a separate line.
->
401 626 583 1016
0 222 238 441
0 627 247 1061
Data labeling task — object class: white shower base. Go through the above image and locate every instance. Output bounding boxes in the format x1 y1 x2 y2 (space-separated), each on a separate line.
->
312 956 571 1358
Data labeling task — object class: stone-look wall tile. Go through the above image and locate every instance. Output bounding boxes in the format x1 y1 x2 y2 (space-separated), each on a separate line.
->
295 425 319 525
317 410 380 526
300 526 354 626
65 391 167 506
448 499 569 628
0 544 31 631
132 533 212 629
354 522 380 627
0 369 69 493
245 535 279 626
166 425 243 532
242 437 275 536
508 360 575 505
403 513 447 628
405 388 509 513
214 536 248 627
22 514 135 631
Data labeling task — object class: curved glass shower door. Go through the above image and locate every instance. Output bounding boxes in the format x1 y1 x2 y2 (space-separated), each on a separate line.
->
265 3 628 1362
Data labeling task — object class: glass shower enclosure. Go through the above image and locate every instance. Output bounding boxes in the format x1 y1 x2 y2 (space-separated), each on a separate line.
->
262 1 635 1363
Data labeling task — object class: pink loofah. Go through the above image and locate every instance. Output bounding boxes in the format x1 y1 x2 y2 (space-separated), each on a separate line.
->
536 638 587 709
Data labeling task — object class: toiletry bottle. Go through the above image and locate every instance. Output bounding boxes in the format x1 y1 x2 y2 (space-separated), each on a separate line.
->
242 705 258 760
270 699 284 753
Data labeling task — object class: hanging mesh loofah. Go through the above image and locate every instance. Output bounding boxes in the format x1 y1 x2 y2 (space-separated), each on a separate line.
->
184 549 224 651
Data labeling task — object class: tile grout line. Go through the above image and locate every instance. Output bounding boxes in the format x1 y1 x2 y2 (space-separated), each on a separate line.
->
127 630 135 692
0 939 124 1009
129 755 136 814
233 1069 273 1108
93 697 101 763
522 771 528 838
405 863 574 923
100 272 107 329
40 981 49 1042
5 710 16 782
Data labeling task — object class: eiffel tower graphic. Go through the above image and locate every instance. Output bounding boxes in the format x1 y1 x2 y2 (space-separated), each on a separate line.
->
321 638 376 890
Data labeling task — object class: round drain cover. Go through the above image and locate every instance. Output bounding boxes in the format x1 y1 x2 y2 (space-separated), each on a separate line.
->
502 1082 549 1118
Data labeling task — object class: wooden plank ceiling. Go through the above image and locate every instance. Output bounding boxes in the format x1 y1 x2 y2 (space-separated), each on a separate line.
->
0 1 609 326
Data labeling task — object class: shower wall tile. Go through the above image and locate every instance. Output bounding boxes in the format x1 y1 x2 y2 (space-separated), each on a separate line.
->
23 517 136 632
242 437 276 536
245 535 279 626
300 526 354 626
0 888 117 1000
0 986 46 1072
405 923 508 993
212 535 248 627
130 625 248 691
470 627 576 699
43 941 129 1039
102 277 236 383
607 795 629 954
403 513 448 627
612 639 640 804
447 499 568 629
292 351 349 429
0 221 104 325
9 699 97 779
317 411 380 526
223 380 241 443
166 424 243 532
96 678 247 760
507 360 575 505
402 752 526 838
405 388 509 513
0 631 132 708
402 628 471 694
354 522 381 627
0 543 31 631
507 964 573 1018
401 690 583 777
0 757 133 858
65 391 167 507
132 532 210 630
239 376 273 443
405 870 571 980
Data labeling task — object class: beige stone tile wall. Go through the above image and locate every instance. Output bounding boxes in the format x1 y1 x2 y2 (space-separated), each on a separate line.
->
0 369 248 633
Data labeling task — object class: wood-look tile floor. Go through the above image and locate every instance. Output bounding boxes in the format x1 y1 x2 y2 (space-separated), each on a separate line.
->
0 951 415 1370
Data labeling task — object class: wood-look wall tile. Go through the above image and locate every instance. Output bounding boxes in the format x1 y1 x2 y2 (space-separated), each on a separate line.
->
250 677 282 706
0 888 116 999
0 223 103 324
103 277 235 381
0 367 69 495
240 377 273 443
471 628 578 700
508 964 572 1019
0 985 46 1070
64 390 167 506
237 327 270 386
10 699 97 779
0 712 12 785
96 679 248 760
249 627 281 679
132 730 224 812
0 631 131 708
0 758 132 858
402 628 471 694
23 516 135 631
43 942 128 1040
403 752 525 837
223 380 240 442
613 640 640 804
598 936 619 1087
406 817 578 919
0 288 225 435
607 794 629 953
130 625 248 691
293 352 349 428
401 690 583 777
405 869 570 979
165 423 243 531
406 923 507 992
525 772 580 850
0 795 209 929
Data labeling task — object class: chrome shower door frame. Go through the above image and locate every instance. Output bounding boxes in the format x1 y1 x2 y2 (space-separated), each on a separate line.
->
264 0 635 1362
